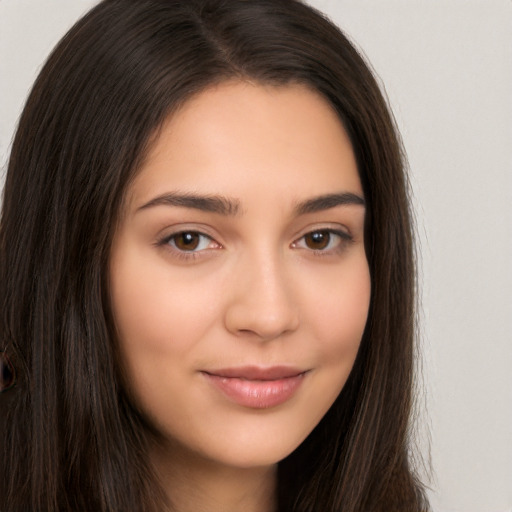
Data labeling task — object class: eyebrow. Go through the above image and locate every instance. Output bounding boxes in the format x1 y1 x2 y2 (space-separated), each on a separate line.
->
137 192 241 216
137 191 365 216
293 192 365 215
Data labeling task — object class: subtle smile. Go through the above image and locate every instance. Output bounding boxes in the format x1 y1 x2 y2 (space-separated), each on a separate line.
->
201 366 309 409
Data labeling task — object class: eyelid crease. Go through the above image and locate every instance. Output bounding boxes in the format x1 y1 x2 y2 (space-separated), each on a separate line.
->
154 222 221 243
291 221 354 241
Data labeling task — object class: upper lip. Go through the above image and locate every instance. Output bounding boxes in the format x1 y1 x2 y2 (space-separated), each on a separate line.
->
203 366 307 381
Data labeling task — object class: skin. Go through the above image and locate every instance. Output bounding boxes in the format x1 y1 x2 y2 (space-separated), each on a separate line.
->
110 81 371 512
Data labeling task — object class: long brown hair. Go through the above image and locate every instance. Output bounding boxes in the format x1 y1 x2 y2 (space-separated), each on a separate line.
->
0 0 428 510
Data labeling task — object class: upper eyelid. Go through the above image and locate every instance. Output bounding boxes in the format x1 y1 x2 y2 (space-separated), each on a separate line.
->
156 224 220 242
292 223 353 241
159 230 217 247
292 228 353 246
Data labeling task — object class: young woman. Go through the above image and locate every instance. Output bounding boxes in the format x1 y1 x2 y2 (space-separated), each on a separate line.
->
0 0 429 510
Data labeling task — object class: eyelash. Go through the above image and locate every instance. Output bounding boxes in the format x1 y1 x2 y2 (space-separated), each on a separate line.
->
156 231 220 261
156 228 353 261
291 229 353 255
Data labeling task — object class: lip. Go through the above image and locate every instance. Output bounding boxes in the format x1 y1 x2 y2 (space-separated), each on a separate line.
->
202 366 308 409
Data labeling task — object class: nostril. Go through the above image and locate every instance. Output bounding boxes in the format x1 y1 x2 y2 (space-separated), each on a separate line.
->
225 302 299 341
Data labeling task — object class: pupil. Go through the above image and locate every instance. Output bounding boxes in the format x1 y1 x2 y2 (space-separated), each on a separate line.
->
306 231 330 250
176 232 199 250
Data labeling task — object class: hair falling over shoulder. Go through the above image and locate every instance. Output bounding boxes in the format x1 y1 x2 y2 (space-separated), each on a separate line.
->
0 0 429 510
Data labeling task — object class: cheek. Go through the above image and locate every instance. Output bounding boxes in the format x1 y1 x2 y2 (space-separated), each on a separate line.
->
307 258 370 375
110 246 220 356
108 248 225 410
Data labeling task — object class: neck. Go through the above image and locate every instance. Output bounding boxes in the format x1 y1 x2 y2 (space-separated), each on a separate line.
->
151 439 277 512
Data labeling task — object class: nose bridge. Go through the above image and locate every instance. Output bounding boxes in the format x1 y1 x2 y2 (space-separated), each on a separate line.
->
224 243 299 340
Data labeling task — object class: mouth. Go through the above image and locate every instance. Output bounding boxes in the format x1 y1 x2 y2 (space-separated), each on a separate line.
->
201 366 309 409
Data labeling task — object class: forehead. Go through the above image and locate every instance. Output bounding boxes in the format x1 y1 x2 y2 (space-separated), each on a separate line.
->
127 81 362 210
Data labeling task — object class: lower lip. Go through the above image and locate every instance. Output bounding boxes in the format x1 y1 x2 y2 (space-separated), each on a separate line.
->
203 372 306 409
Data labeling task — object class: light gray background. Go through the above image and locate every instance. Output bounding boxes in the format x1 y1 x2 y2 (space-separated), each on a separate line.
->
1 1 511 511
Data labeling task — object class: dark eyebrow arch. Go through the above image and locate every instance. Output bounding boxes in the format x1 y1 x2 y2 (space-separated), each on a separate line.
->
137 192 241 216
294 192 365 215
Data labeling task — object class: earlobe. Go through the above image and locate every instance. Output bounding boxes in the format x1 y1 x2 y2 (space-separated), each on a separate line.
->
0 351 16 392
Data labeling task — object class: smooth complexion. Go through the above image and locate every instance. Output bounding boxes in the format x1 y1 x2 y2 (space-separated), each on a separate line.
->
110 82 371 512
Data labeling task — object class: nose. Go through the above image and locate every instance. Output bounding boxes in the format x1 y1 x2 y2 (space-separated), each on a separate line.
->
223 252 300 341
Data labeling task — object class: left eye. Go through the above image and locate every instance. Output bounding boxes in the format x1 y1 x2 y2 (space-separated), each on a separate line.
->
165 231 215 252
293 229 350 251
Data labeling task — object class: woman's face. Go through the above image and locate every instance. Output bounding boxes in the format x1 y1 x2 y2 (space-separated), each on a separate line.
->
110 81 370 469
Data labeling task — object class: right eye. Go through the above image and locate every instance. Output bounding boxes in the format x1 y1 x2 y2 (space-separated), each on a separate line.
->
162 231 218 253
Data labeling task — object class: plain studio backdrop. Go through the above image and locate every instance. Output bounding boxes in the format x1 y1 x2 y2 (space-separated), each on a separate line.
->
1 1 511 511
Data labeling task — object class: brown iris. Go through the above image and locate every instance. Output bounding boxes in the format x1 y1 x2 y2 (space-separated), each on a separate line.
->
303 230 331 250
173 232 201 251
